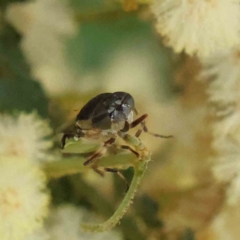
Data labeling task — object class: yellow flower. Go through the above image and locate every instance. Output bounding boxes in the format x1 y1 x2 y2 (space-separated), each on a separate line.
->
0 112 52 162
201 48 240 205
151 0 240 57
202 48 240 105
0 157 49 240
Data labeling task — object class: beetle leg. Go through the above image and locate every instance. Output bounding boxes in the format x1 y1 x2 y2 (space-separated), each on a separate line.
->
121 114 148 136
83 137 116 166
130 114 148 128
83 151 104 166
123 113 172 139
93 167 105 177
134 128 143 138
61 134 67 149
121 114 148 133
61 133 74 149
104 137 116 146
92 167 129 192
141 121 173 138
134 120 173 138
104 168 129 192
120 145 139 157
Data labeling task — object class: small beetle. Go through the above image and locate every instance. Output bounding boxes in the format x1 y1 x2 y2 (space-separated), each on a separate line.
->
61 91 171 167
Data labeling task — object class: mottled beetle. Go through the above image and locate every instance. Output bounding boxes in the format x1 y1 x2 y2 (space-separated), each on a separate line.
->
61 92 171 179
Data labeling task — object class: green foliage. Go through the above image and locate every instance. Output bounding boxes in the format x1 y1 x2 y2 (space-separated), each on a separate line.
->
180 229 196 240
0 77 48 116
0 0 25 9
67 12 176 100
135 194 163 228
70 0 105 10
0 24 49 117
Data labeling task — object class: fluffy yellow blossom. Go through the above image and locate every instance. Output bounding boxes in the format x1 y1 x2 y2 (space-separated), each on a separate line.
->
202 48 240 105
45 205 123 240
201 48 240 204
0 112 52 162
0 157 49 240
151 0 240 57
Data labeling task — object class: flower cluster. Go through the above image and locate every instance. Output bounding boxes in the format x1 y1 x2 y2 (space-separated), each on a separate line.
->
0 112 52 240
0 112 52 162
151 0 240 57
201 48 240 205
0 157 49 240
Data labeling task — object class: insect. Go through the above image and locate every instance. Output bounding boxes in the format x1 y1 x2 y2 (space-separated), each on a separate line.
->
61 92 172 180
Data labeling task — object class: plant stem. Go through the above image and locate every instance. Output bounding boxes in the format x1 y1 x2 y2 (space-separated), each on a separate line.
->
81 160 148 232
43 153 137 179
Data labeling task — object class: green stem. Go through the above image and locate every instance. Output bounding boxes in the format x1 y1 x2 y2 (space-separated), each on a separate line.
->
43 153 137 178
81 160 148 232
46 133 151 232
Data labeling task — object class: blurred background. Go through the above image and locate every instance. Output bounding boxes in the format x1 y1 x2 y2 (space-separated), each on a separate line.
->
0 0 230 240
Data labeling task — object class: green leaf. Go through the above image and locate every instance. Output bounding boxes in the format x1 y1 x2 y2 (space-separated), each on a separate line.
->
61 138 101 154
